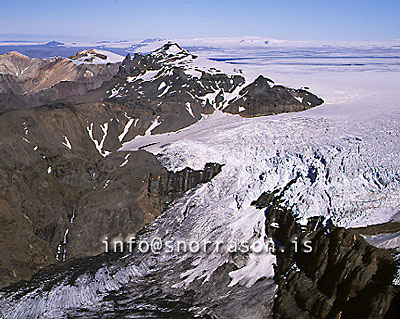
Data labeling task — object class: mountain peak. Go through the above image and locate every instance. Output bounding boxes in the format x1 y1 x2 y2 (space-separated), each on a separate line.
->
43 41 64 47
152 42 189 57
2 51 30 59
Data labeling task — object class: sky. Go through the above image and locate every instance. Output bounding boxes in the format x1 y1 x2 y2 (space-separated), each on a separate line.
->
0 0 399 41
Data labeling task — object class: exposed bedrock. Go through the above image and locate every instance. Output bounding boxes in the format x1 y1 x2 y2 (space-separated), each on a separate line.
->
251 181 399 319
0 51 120 112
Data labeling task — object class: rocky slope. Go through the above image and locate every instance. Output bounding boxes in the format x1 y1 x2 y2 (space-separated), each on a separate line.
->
251 187 398 318
0 50 122 111
0 100 222 287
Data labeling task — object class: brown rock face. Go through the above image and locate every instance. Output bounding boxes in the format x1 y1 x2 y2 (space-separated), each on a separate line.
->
0 52 120 111
251 184 398 319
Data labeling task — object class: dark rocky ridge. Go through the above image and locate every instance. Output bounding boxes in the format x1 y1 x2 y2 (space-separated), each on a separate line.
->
224 75 323 117
251 183 399 319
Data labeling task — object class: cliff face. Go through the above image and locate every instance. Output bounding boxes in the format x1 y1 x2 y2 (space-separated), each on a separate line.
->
251 185 398 319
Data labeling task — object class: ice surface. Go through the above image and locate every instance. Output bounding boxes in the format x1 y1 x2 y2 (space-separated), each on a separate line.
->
229 251 276 288
363 232 400 251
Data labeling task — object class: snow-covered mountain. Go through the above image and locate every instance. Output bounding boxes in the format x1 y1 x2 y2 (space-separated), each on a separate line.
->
103 42 322 134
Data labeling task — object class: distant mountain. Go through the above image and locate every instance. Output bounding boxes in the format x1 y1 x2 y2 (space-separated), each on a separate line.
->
69 49 124 64
43 41 64 47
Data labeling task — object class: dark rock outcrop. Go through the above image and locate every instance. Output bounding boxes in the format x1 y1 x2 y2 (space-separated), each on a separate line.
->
224 75 324 117
251 184 398 319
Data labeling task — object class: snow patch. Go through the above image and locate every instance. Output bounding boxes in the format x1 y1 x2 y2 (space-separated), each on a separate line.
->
120 154 131 167
62 135 72 150
228 251 276 288
87 122 111 157
118 118 135 142
158 81 167 90
157 85 171 97
185 102 195 118
294 96 304 103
